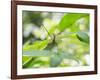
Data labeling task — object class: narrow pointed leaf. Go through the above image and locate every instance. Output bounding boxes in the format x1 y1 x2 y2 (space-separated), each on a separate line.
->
23 57 34 68
76 32 89 44
58 13 89 31
23 40 49 51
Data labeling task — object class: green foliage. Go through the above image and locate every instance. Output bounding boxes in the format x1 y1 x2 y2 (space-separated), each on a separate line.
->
23 50 53 56
22 56 31 63
23 50 76 67
76 32 89 44
23 40 49 51
23 57 34 68
58 13 89 32
50 53 63 67
22 11 90 68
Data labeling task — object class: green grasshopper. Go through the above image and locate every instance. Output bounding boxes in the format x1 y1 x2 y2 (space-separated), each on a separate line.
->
42 24 58 50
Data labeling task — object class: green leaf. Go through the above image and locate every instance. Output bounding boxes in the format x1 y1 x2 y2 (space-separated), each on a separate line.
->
23 50 53 68
50 54 63 67
69 22 80 32
23 57 49 68
22 56 31 63
56 32 75 40
76 32 89 44
58 13 89 32
23 40 49 51
23 57 34 68
48 25 57 35
23 50 54 57
29 57 47 68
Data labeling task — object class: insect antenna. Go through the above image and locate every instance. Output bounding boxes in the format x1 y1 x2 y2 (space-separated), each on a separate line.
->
42 24 53 40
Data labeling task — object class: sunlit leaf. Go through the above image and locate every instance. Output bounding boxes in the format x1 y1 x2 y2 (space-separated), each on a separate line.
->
23 57 34 68
32 57 50 68
56 32 75 40
22 56 31 63
23 40 49 50
69 22 80 32
23 56 49 68
58 13 89 32
76 32 89 44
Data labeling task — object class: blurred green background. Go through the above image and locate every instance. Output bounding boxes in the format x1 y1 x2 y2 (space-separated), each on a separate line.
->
22 11 90 68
